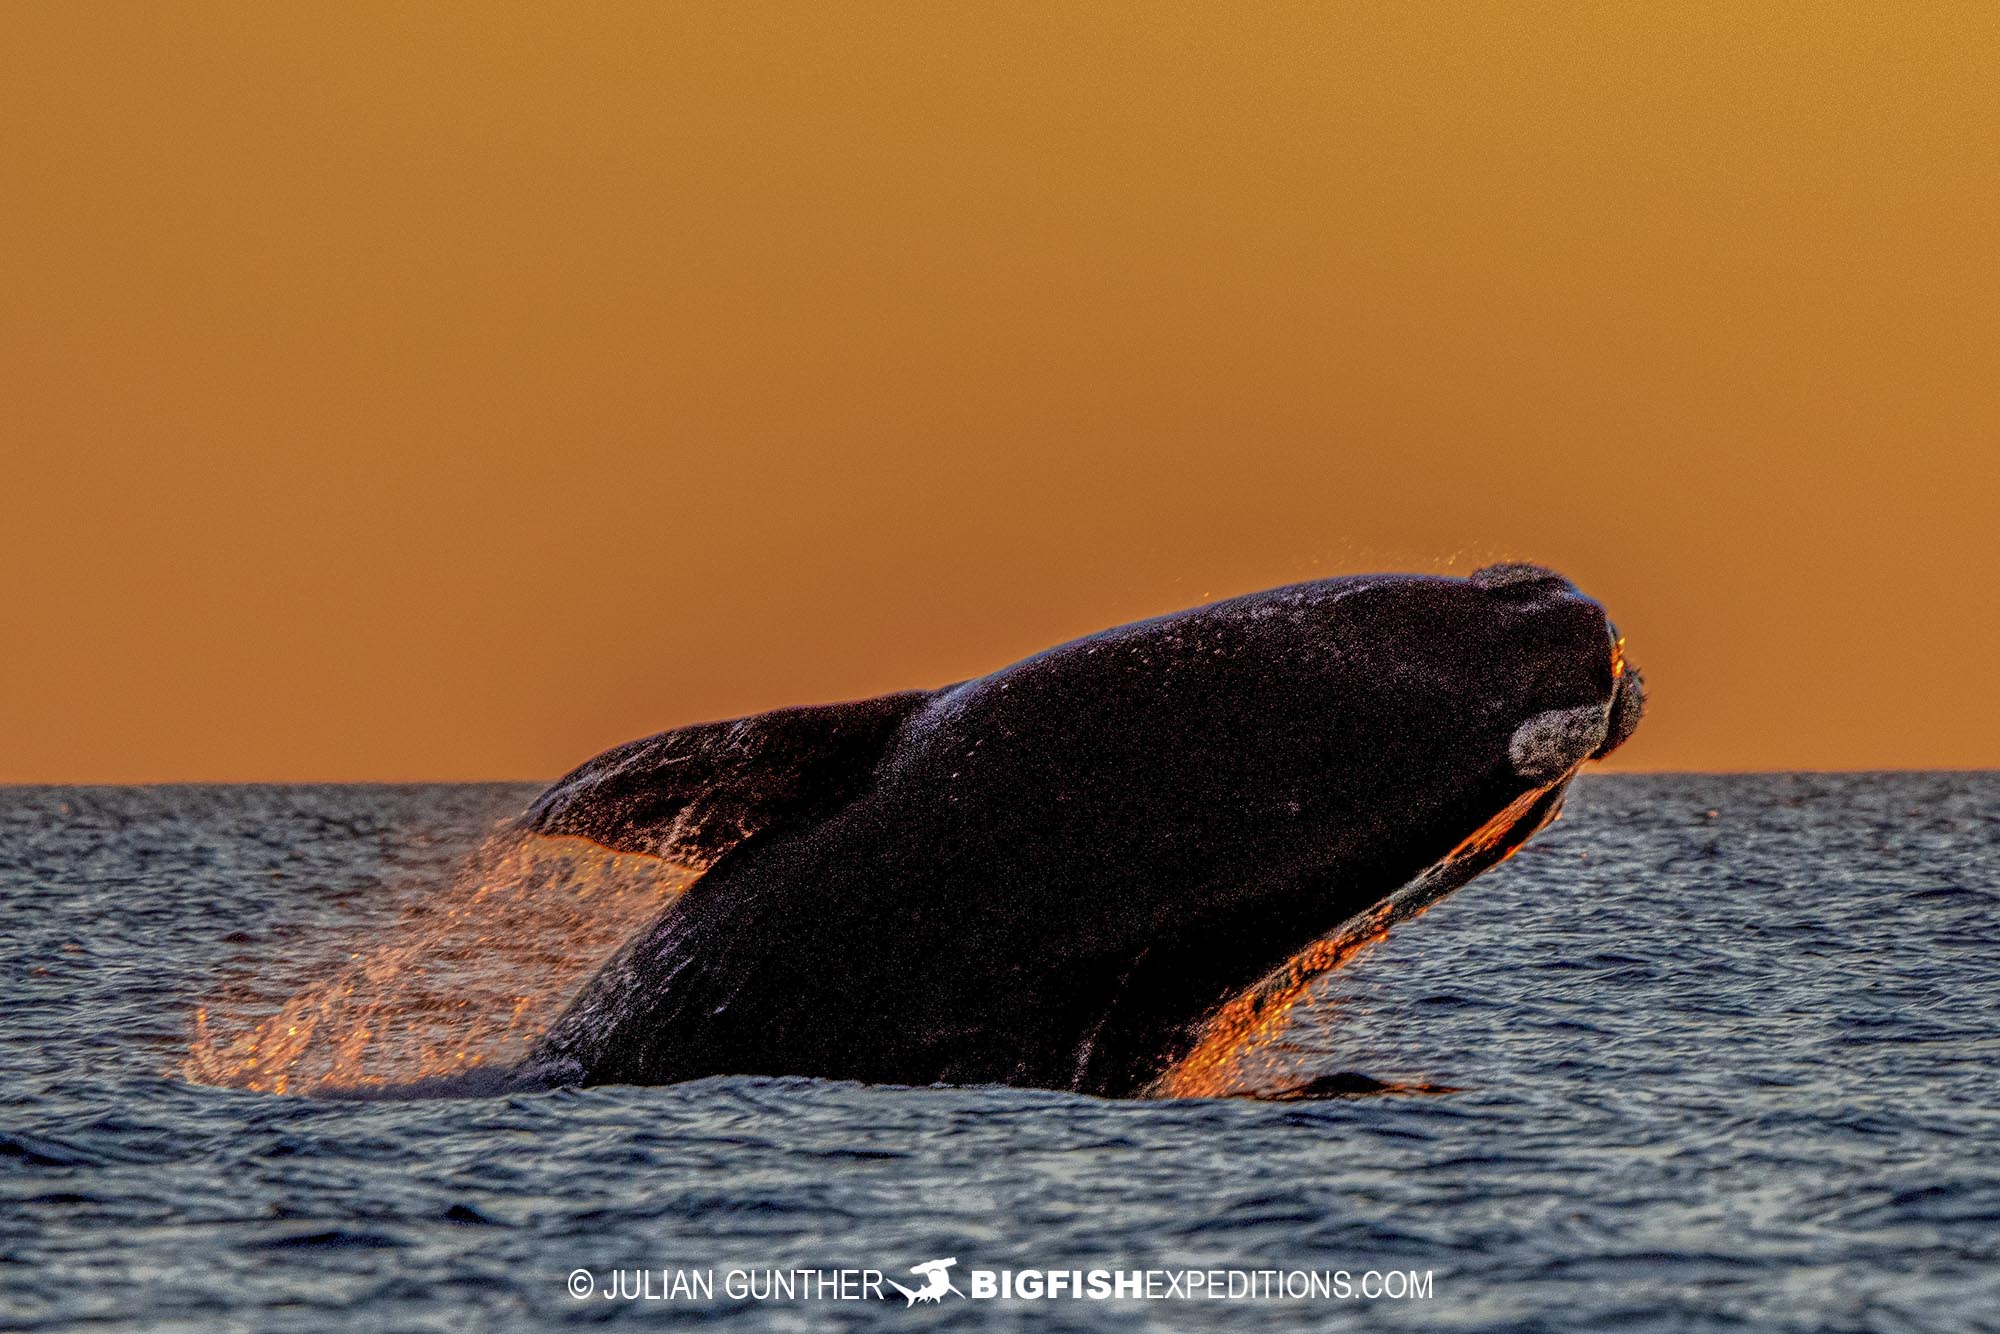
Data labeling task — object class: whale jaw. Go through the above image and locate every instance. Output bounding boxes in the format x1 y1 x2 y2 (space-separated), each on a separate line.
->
1146 776 1572 1098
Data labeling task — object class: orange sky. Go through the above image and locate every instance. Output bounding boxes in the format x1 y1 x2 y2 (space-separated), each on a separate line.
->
3 4 1996 782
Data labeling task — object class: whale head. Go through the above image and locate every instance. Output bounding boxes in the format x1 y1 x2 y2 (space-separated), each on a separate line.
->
1130 561 1644 1094
1461 562 1645 778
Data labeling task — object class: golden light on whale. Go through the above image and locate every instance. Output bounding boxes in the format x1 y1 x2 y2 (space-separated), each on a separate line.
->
1155 780 1568 1099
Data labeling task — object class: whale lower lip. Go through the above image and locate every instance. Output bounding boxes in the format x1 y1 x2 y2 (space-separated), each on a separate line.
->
1152 779 1570 1097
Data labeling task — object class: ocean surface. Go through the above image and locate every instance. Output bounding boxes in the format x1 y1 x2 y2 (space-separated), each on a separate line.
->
2 773 1996 1332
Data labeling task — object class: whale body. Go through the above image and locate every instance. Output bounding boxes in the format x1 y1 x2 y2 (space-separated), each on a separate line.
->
514 564 1644 1097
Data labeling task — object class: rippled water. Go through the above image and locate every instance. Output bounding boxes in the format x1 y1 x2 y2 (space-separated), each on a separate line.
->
3 775 1996 1331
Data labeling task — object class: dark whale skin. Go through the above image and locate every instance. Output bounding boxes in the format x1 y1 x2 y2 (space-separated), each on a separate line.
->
518 564 1643 1097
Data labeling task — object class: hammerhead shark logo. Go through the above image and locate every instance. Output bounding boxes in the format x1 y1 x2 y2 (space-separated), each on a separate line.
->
887 1257 964 1305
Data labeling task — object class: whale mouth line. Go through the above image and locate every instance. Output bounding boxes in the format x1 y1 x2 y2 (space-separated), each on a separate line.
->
1149 778 1570 1099
1357 778 1572 932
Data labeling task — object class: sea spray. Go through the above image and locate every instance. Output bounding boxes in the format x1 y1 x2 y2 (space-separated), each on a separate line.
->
182 828 693 1093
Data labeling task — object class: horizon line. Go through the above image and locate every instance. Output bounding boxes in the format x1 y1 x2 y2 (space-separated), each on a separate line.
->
4 766 1997 789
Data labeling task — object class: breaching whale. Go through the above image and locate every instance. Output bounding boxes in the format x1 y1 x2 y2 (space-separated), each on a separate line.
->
512 563 1643 1097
